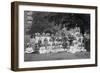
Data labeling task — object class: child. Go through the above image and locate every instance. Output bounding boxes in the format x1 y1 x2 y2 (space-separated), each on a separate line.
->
25 43 34 53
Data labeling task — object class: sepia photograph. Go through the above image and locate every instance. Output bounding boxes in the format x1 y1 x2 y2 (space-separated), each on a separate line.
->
24 11 90 61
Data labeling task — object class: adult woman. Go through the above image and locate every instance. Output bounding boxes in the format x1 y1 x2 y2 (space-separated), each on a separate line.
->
30 34 36 53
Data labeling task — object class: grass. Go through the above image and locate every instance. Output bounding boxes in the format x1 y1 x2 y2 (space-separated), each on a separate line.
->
24 51 90 61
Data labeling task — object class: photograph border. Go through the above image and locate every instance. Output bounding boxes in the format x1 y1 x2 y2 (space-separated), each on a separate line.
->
11 1 98 71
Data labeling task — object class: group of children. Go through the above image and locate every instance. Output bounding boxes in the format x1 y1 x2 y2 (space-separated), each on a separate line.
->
25 27 87 54
25 33 68 54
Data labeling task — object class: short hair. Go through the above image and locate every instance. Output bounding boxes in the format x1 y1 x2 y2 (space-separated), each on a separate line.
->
30 34 35 38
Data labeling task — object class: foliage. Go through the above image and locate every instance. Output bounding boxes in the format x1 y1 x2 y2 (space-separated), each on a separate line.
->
26 11 90 35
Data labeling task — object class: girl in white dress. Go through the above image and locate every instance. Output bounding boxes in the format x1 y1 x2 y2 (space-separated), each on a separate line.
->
25 43 34 53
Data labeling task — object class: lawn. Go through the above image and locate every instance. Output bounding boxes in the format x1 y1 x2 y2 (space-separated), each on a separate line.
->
24 51 90 61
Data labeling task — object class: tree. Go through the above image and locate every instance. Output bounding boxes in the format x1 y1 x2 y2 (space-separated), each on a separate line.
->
28 11 90 35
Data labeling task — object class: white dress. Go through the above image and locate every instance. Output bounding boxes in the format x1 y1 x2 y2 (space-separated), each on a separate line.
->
39 46 47 54
25 47 34 53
